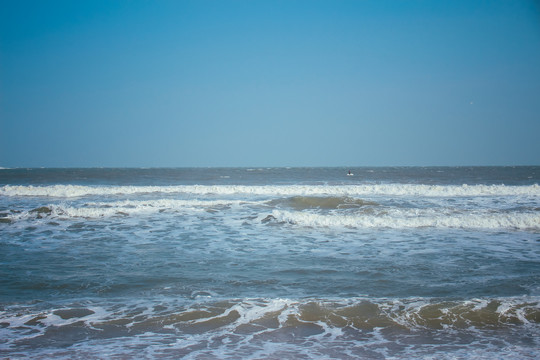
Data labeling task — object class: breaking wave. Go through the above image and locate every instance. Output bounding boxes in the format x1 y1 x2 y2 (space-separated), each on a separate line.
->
1 198 538 230
269 209 540 230
1 183 539 198
1 296 538 359
1 199 258 220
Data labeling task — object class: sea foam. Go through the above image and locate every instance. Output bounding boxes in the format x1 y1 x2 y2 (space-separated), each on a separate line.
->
1 184 539 198
269 209 540 230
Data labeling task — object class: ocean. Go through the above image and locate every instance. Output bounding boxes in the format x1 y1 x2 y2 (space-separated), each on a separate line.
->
1 167 539 359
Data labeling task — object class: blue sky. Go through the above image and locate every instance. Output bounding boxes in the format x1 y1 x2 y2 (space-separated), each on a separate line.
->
1 0 539 167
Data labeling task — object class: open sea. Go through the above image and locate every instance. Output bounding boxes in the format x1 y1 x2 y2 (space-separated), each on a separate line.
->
1 167 539 359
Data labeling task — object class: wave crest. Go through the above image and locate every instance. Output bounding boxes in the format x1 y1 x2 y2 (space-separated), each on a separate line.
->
2 296 538 351
1 184 539 198
269 209 540 230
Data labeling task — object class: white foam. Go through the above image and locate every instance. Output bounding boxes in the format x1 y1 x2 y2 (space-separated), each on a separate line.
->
270 209 540 230
2 296 539 359
4 194 538 228
0 184 185 197
190 298 293 327
1 183 539 198
5 199 257 220
496 297 539 324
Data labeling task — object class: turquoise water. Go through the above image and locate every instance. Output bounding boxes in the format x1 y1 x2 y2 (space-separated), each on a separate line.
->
1 167 539 359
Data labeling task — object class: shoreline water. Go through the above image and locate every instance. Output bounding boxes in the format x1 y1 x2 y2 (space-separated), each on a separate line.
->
1 167 539 358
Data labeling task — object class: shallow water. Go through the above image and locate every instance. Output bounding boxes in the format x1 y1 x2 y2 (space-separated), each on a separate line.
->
1 167 539 359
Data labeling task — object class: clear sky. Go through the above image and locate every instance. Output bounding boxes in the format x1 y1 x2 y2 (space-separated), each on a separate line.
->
1 0 539 167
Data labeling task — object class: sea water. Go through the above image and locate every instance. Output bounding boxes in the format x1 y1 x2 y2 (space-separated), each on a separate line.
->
0 167 539 359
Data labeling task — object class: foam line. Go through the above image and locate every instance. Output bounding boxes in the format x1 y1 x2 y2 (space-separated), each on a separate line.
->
270 209 540 230
1 184 539 198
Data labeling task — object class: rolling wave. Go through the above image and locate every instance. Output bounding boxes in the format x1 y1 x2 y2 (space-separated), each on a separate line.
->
2 201 538 230
1 183 539 198
1 296 538 359
3 296 538 334
268 209 540 230
1 199 256 220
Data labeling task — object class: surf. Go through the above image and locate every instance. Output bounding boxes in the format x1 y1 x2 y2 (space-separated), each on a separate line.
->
265 209 540 230
1 296 538 359
1 183 539 198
